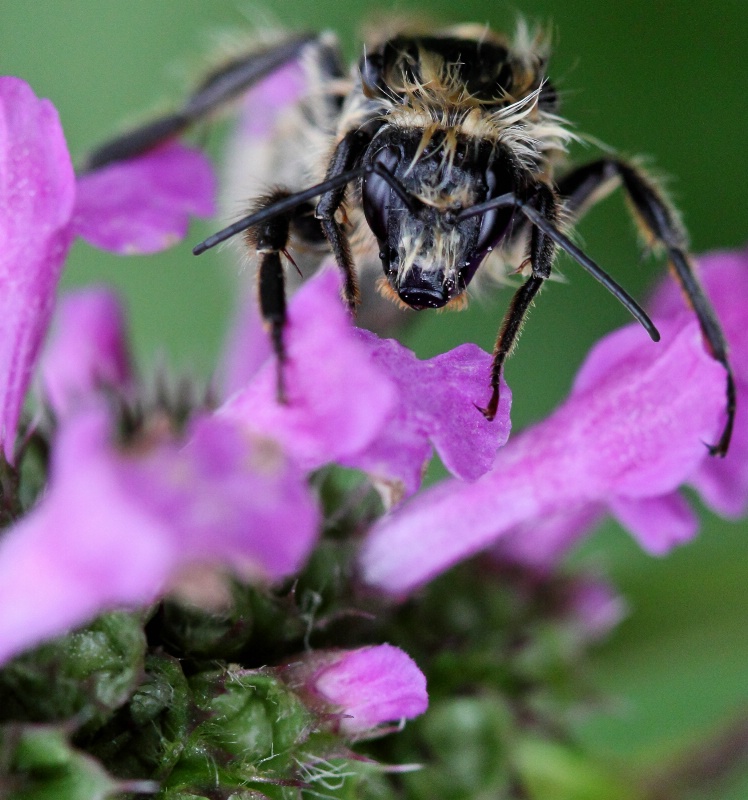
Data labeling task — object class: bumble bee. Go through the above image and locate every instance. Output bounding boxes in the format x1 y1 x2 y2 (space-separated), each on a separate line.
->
84 24 734 455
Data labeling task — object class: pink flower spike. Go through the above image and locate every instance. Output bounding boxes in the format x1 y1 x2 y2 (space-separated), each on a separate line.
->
286 645 428 736
342 332 511 499
73 142 216 254
0 409 319 665
359 318 726 596
0 77 76 461
38 287 133 417
219 266 398 468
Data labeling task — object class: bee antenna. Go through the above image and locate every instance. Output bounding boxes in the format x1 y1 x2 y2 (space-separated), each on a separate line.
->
193 166 368 255
519 203 661 343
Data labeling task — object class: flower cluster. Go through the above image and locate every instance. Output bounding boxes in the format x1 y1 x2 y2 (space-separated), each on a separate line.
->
0 62 746 800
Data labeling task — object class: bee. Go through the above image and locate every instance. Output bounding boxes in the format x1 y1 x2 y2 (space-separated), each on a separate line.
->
84 24 734 455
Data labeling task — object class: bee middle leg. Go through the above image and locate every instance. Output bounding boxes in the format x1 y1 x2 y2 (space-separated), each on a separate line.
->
480 184 557 420
315 130 374 311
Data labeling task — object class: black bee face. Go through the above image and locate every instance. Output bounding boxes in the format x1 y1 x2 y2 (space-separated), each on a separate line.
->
362 130 516 309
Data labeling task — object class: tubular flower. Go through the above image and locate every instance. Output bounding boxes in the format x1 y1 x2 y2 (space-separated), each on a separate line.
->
0 76 215 461
359 254 740 595
0 408 319 665
649 246 748 518
38 287 134 417
220 265 511 500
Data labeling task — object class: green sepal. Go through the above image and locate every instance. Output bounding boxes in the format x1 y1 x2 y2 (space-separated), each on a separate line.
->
0 612 146 732
81 651 190 782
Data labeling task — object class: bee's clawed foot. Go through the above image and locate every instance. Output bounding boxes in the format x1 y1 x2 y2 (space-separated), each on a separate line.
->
475 388 500 422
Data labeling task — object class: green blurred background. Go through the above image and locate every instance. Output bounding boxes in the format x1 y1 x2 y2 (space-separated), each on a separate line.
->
2 1 746 796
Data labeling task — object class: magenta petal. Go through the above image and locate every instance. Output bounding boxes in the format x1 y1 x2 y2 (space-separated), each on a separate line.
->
0 78 76 461
0 409 319 664
137 415 320 579
73 142 215 254
219 267 397 468
38 287 133 416
608 492 697 554
360 319 726 595
342 334 510 497
308 645 428 735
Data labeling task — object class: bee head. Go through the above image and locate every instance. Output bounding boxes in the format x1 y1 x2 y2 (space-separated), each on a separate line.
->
362 129 516 309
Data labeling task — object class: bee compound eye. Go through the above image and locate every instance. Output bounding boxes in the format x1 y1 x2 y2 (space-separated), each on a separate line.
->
362 145 402 240
474 158 515 251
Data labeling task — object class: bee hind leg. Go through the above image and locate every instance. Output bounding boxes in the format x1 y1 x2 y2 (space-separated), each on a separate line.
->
558 158 734 456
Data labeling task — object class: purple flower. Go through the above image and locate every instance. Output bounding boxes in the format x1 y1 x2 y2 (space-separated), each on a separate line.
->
282 644 428 736
341 332 510 501
0 408 319 665
38 287 133 417
220 265 510 499
0 77 75 461
0 77 215 461
72 141 215 254
219 267 399 468
360 306 728 595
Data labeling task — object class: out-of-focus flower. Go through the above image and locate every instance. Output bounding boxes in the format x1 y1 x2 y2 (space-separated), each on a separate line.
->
38 287 134 417
72 141 215 254
562 577 628 642
282 644 428 736
360 304 728 595
1 256 507 665
0 77 75 461
0 409 319 665
219 267 399 468
221 266 511 500
0 76 214 461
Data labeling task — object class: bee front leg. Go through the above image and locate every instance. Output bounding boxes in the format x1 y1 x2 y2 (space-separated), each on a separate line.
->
480 184 557 421
315 130 373 312
245 191 297 404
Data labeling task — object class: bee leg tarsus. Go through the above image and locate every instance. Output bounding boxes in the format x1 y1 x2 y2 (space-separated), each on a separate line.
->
475 390 500 422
